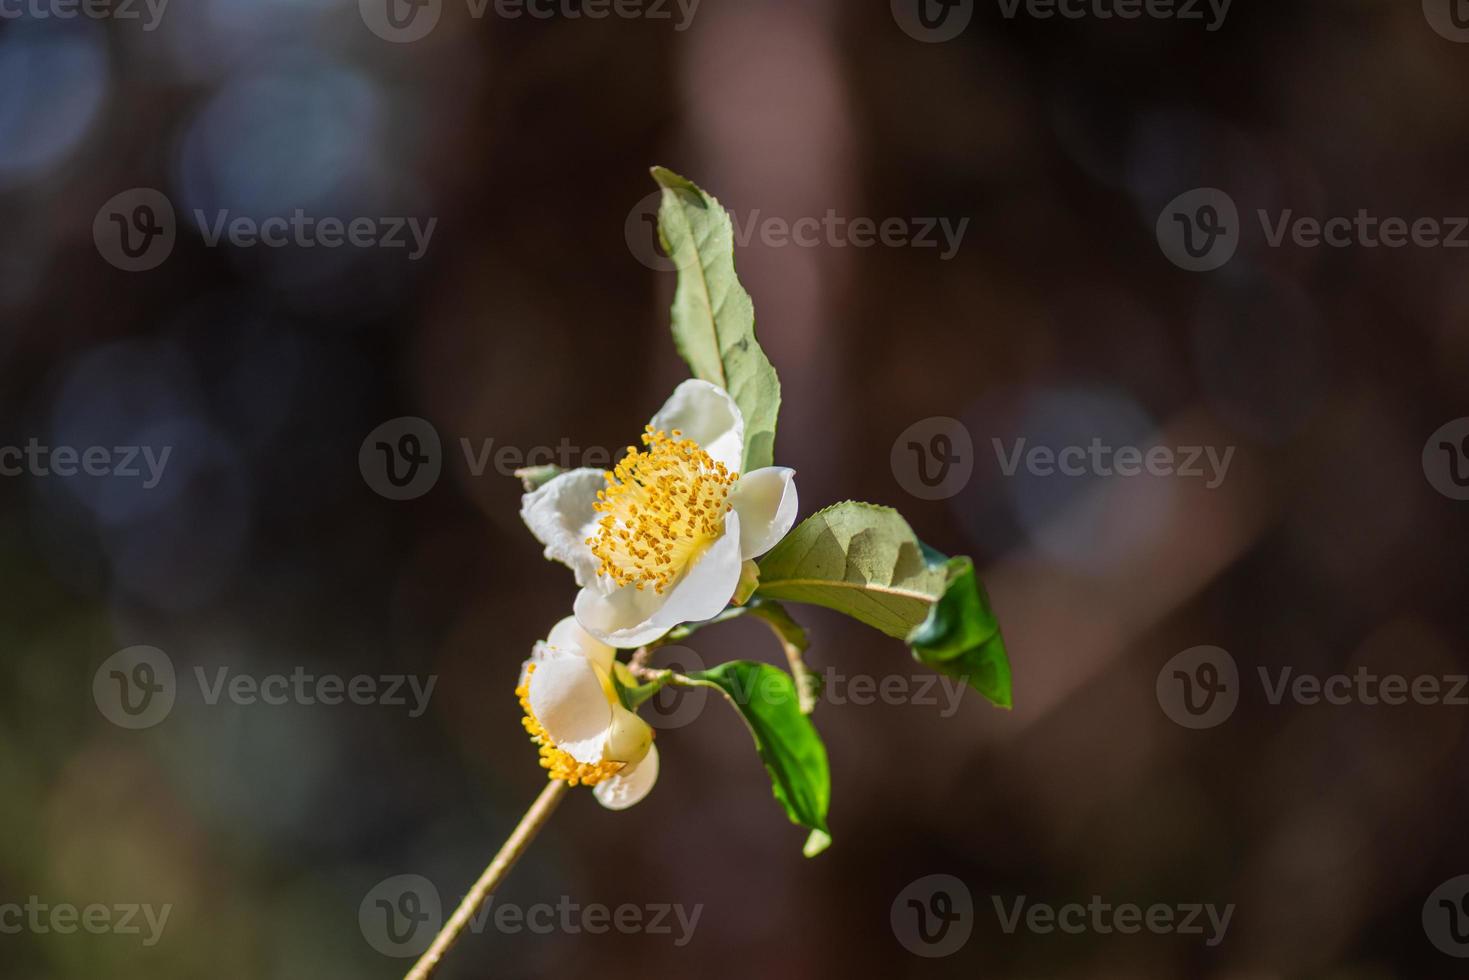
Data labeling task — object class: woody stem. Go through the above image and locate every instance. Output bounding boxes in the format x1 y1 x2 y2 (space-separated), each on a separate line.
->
403 779 569 980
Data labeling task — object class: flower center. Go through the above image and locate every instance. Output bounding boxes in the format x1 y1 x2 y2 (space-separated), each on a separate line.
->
587 426 736 593
516 664 624 786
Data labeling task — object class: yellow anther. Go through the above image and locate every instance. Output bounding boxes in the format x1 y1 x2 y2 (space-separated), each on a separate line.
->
587 429 737 593
516 664 624 786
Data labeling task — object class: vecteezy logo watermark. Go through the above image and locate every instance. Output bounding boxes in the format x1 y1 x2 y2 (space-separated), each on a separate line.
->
93 646 177 730
358 875 701 957
93 189 177 273
360 417 621 501
624 192 970 272
359 418 444 501
94 648 438 729
996 0 1230 29
1158 646 1469 729
891 417 974 501
994 437 1235 488
1156 646 1239 730
360 875 442 958
1423 417 1469 501
891 875 974 957
635 645 709 731
358 0 442 43
94 190 436 272
1156 188 1240 272
0 0 169 30
1159 188 1469 271
1425 875 1469 957
891 0 973 42
0 440 172 488
0 899 172 947
1424 0 1469 42
360 0 699 42
993 895 1234 947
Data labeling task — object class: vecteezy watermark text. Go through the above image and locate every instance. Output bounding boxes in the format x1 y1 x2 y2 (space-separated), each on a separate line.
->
993 895 1234 947
0 898 171 947
1157 645 1469 729
93 646 437 730
0 441 171 488
890 875 1233 958
359 0 699 43
0 0 168 29
891 0 1227 43
193 211 435 259
626 192 969 270
360 416 621 501
94 189 436 272
995 0 1230 30
359 875 701 958
993 438 1235 488
1158 188 1469 272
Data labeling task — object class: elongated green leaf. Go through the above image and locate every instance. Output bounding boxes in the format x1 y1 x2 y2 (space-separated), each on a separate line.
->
685 661 831 856
651 167 780 473
755 501 1012 708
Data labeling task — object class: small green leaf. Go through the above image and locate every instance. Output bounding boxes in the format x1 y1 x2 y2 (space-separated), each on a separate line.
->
685 661 831 853
731 559 761 607
755 501 1012 709
907 557 1012 709
514 464 563 492
611 663 670 711
650 167 780 473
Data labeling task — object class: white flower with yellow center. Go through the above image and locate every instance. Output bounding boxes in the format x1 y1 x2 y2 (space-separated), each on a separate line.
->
521 379 798 648
516 617 660 808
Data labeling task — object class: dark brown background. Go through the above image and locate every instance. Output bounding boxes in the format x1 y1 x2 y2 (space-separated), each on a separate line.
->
2 0 1469 976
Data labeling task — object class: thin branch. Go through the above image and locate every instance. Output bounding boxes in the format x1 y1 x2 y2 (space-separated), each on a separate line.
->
404 779 569 980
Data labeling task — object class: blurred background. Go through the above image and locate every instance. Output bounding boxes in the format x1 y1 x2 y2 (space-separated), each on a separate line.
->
3 0 1469 976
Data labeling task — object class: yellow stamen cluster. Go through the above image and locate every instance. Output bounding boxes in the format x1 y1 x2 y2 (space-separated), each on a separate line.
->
587 426 736 593
516 664 623 786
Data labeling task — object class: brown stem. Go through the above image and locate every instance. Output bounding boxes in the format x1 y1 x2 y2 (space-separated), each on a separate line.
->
628 644 656 677
404 779 569 980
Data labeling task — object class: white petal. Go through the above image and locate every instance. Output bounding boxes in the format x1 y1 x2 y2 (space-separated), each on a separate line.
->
594 743 659 810
525 655 612 765
517 639 554 689
519 469 607 587
545 615 615 675
574 511 745 647
574 583 669 649
728 467 798 560
649 379 744 473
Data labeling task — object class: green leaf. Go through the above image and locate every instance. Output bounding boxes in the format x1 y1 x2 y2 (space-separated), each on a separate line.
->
514 464 563 492
753 502 949 637
755 501 1012 709
907 557 1012 710
746 599 821 714
684 661 831 854
610 662 669 711
651 167 780 473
